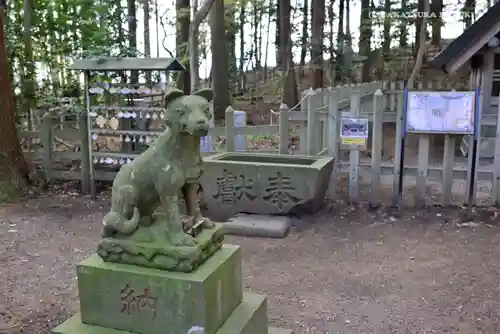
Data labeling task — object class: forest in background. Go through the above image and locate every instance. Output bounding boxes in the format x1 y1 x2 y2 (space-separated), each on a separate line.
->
0 0 492 198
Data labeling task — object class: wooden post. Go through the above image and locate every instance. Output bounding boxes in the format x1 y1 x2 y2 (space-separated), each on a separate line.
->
442 135 456 206
299 90 308 155
278 103 289 154
415 134 430 207
327 89 339 199
41 113 53 180
79 113 90 193
348 90 361 203
225 106 235 152
370 89 384 208
307 90 318 155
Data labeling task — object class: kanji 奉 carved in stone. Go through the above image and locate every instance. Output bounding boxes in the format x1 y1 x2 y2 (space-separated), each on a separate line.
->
96 87 224 273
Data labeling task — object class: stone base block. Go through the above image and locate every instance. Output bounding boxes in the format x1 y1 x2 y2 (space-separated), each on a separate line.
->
97 224 224 272
76 245 242 334
53 293 278 334
224 214 290 238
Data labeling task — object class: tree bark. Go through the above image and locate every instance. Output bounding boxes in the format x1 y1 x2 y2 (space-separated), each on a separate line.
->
431 0 443 45
399 0 408 47
334 0 344 84
279 0 298 107
275 1 282 69
0 6 31 199
143 0 152 84
299 0 308 78
310 0 325 89
210 0 230 120
176 0 191 93
359 0 372 82
127 0 138 83
21 0 35 130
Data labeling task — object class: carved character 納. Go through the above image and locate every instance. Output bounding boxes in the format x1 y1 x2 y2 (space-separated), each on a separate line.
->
120 284 157 319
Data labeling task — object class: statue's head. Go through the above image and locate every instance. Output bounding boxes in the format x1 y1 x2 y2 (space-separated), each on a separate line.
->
163 87 214 137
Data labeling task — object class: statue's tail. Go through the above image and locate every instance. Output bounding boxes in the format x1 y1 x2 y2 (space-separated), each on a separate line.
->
102 207 140 236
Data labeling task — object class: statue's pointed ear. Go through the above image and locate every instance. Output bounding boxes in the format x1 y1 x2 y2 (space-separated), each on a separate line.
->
192 88 214 102
164 86 185 107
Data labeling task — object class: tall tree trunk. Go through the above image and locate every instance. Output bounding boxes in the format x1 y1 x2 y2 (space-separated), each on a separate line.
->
311 0 325 89
275 0 282 69
155 0 160 57
334 0 344 84
431 0 443 45
211 0 230 120
280 0 298 106
263 0 272 81
226 3 237 84
415 0 424 51
381 0 391 79
128 0 138 84
399 0 408 47
0 5 31 200
238 0 246 90
359 0 372 82
143 0 152 84
21 0 35 130
299 0 308 78
345 0 350 37
463 0 475 28
176 0 191 92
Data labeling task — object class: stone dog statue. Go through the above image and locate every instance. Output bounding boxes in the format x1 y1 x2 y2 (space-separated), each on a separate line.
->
100 87 215 248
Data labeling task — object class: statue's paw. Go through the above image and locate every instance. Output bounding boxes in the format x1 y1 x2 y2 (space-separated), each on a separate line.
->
171 231 197 246
201 217 215 229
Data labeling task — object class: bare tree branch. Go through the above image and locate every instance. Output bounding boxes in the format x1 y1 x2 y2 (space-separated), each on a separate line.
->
189 0 216 92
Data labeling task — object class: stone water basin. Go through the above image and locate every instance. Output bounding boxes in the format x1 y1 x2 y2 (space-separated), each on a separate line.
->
200 152 334 221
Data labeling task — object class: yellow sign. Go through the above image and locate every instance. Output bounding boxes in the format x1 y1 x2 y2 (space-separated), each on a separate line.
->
341 137 366 146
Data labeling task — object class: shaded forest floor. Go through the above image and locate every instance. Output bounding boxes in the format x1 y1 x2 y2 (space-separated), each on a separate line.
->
2 185 500 333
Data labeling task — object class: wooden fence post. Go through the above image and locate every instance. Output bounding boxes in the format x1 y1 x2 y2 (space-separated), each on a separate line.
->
415 81 429 208
442 134 456 206
299 91 308 155
278 103 289 154
327 89 339 199
307 90 318 155
40 113 53 180
79 113 91 193
348 90 361 204
370 89 384 208
225 106 235 152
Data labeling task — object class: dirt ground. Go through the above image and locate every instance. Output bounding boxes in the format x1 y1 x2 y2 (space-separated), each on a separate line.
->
2 187 500 334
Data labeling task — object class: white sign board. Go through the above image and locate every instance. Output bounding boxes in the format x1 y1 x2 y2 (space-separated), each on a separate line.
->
406 91 475 134
200 110 246 152
340 117 369 149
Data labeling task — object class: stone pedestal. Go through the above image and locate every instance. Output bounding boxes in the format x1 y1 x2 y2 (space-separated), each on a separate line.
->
53 245 288 334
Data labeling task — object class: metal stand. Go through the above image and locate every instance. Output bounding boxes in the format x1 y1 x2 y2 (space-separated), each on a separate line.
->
396 85 409 208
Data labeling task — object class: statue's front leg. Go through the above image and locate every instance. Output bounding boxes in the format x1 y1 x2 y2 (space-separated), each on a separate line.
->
183 183 215 228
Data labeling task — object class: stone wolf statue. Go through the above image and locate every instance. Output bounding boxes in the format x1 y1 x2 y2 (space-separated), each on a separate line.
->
100 87 215 247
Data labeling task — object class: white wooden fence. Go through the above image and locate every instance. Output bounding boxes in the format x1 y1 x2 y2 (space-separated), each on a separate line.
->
208 79 500 207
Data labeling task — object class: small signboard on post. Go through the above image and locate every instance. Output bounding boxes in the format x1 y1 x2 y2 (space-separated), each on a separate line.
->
340 117 369 149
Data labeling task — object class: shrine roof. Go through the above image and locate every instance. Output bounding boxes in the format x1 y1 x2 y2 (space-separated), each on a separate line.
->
69 57 186 72
430 1 500 74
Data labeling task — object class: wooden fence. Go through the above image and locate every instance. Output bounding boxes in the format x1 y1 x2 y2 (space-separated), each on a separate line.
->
22 79 499 207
